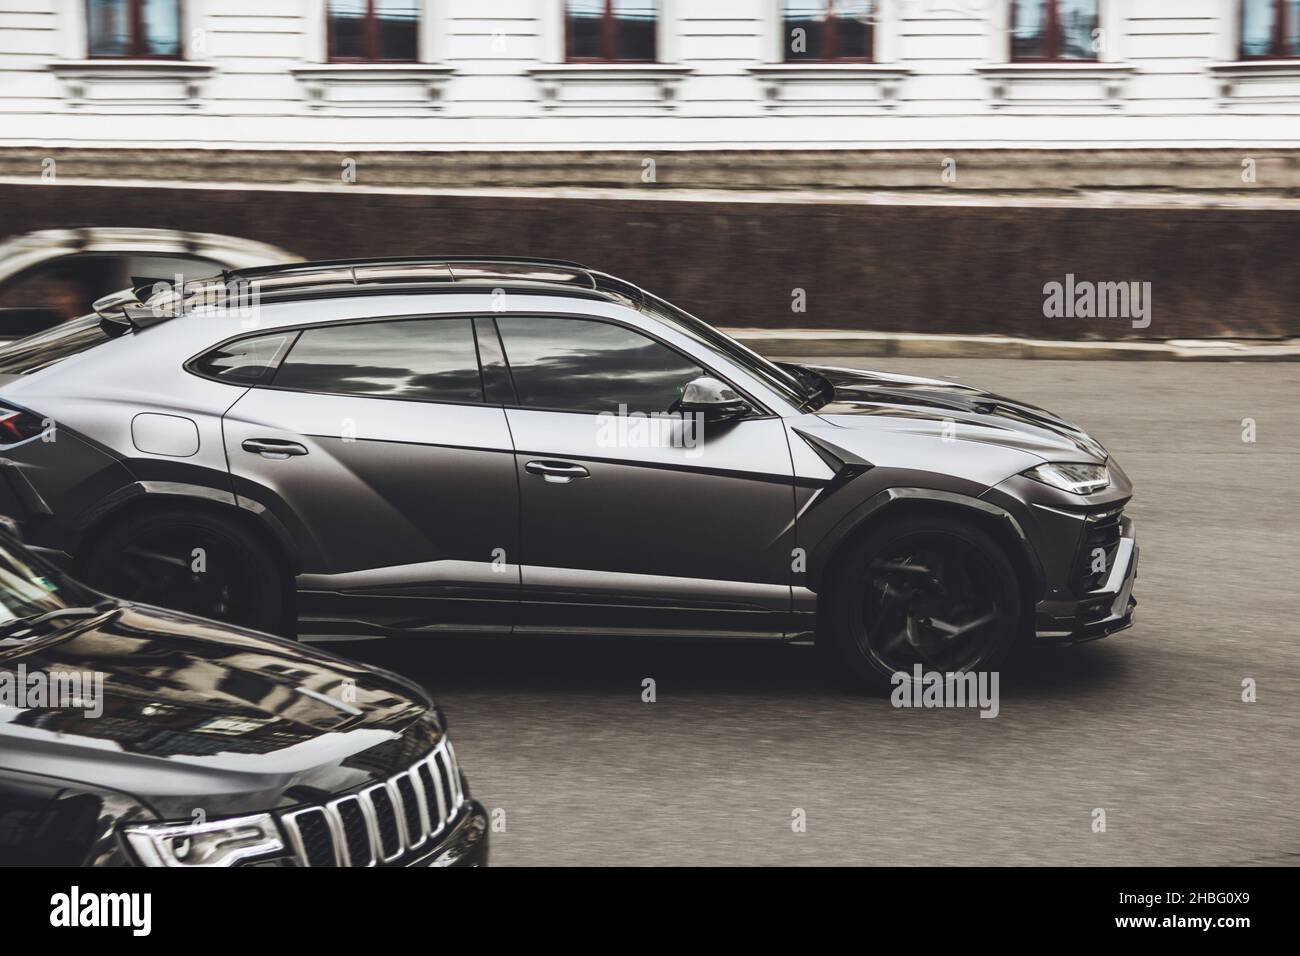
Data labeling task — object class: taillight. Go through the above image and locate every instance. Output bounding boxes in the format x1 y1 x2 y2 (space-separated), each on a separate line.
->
0 407 50 445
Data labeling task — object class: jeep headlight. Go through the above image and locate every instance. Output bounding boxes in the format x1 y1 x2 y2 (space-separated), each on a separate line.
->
1024 462 1110 495
124 813 286 867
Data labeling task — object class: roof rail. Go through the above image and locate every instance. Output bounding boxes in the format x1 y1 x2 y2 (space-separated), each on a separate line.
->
225 255 594 281
146 255 646 317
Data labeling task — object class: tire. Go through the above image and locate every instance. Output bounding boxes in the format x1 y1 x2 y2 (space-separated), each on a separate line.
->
78 506 292 636
824 513 1022 692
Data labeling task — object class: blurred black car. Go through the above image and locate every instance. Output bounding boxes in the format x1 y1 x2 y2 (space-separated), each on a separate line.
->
0 519 486 867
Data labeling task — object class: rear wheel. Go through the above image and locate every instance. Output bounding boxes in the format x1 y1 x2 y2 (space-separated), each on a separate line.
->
78 507 291 636
825 514 1022 691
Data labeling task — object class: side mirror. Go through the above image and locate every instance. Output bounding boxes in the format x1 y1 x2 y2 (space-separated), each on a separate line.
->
677 376 752 424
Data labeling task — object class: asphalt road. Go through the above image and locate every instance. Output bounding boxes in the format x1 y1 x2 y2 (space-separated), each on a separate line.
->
334 359 1300 866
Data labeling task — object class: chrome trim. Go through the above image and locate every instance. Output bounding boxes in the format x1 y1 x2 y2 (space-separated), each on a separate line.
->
355 791 384 865
384 777 413 853
359 783 404 864
445 740 464 806
327 794 376 868
387 772 429 853
278 743 462 866
281 806 341 868
426 753 450 831
280 808 309 865
435 751 456 819
322 803 350 867
403 768 432 850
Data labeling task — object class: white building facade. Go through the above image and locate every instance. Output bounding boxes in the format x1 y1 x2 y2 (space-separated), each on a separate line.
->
0 0 1298 150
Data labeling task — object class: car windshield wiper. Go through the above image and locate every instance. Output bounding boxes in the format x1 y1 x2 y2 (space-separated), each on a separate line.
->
0 602 119 645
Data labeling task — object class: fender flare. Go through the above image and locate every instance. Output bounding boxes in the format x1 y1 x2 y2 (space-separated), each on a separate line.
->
70 480 301 572
805 486 1045 595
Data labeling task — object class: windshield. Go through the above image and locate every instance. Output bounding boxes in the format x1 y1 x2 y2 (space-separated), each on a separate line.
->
0 536 91 625
0 314 113 375
640 293 812 408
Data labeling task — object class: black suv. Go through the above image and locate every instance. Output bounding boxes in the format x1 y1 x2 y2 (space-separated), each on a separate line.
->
0 522 487 867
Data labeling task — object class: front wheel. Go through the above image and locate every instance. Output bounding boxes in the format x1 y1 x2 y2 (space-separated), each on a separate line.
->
825 514 1023 692
78 506 291 636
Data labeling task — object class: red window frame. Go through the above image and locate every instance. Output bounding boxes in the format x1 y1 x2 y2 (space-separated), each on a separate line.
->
1010 0 1100 63
565 0 659 63
327 0 420 63
782 1 875 63
85 0 183 60
1240 0 1300 58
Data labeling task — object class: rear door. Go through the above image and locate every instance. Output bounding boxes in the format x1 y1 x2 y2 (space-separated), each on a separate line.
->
218 315 519 636
493 314 797 638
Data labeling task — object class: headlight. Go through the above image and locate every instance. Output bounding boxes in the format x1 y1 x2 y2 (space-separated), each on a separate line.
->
123 813 286 867
1024 462 1110 495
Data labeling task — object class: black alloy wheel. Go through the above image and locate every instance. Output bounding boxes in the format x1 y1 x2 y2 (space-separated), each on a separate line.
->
79 507 288 635
828 514 1022 690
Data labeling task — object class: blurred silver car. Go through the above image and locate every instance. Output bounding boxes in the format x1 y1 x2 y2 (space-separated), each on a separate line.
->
0 227 297 338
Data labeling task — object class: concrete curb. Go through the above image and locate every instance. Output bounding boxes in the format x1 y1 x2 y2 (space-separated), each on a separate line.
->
727 329 1300 361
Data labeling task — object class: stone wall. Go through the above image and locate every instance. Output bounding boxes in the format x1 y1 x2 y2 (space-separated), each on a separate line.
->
1 177 1296 340
3 148 1300 194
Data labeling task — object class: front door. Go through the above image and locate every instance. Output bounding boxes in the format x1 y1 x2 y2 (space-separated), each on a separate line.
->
493 314 796 638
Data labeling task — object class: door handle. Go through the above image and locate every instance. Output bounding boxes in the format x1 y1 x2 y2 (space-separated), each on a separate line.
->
242 438 309 460
525 460 590 484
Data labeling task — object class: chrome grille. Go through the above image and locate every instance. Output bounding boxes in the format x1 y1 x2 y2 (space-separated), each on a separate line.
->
280 740 465 867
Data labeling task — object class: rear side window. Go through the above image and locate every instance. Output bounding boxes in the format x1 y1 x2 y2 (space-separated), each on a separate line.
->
191 332 297 385
496 315 704 414
271 318 483 403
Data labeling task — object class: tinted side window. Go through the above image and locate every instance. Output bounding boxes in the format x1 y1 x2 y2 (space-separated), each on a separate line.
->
192 332 297 385
496 316 704 414
271 318 483 403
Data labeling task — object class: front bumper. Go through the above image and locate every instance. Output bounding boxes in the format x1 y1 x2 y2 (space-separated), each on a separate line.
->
1035 515 1138 643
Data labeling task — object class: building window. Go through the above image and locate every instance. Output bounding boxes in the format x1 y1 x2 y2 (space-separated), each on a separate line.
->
1011 0 1099 61
565 0 658 62
782 1 874 62
327 0 420 62
87 0 182 58
1241 0 1300 58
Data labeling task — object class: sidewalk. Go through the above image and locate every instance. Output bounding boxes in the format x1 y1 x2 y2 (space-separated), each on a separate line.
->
728 329 1300 361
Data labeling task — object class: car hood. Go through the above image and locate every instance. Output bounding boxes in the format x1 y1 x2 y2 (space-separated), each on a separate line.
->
807 364 1108 464
0 604 440 816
